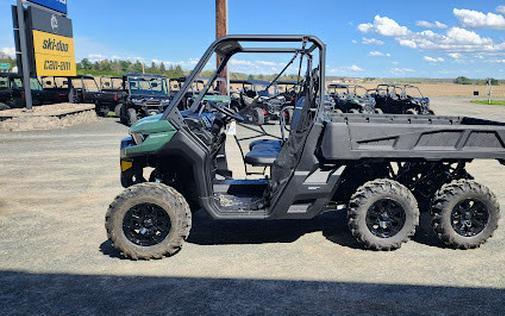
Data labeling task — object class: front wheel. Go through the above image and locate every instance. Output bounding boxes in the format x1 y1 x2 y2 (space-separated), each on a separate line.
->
431 179 500 249
347 179 419 250
105 183 192 260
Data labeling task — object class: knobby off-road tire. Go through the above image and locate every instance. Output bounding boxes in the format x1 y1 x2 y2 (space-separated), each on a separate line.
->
126 108 138 126
431 179 500 249
348 179 419 251
105 183 192 260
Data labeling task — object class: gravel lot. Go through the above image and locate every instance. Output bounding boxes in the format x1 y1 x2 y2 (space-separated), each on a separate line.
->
1 97 505 315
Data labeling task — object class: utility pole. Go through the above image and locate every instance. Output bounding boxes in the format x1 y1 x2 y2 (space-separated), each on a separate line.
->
487 78 492 105
216 0 228 95
16 0 33 110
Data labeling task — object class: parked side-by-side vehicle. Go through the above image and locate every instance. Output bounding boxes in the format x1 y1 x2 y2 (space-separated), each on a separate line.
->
104 35 505 260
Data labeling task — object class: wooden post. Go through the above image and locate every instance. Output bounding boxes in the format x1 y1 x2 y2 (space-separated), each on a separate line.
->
216 0 228 95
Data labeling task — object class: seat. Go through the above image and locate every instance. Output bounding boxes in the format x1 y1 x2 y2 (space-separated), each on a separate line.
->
244 140 281 166
244 98 304 166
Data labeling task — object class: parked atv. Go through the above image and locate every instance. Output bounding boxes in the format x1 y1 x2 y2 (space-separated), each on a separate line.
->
106 35 505 260
372 84 433 115
328 83 377 114
116 74 171 126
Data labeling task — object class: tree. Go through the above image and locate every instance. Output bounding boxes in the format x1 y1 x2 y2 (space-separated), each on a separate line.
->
80 58 92 70
454 76 472 85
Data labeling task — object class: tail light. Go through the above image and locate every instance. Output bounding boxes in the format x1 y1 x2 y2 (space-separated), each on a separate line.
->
113 94 120 102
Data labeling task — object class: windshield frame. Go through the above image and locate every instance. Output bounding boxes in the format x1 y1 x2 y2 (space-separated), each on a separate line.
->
127 75 169 97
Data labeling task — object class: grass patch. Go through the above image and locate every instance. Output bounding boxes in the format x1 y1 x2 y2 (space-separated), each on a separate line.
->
471 100 505 106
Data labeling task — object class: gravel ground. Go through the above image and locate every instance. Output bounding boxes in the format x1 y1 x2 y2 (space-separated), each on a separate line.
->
1 97 505 315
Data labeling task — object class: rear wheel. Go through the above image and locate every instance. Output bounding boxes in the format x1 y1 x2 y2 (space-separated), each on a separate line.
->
114 104 123 117
431 179 499 249
348 179 419 250
126 108 138 126
95 104 109 117
0 103 10 111
105 183 192 260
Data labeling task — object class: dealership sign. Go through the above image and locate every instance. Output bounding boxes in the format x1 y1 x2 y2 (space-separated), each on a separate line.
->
28 0 67 14
32 30 76 76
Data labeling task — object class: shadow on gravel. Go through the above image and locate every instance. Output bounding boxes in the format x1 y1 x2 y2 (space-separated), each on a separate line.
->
187 210 363 249
1 270 504 315
99 209 446 258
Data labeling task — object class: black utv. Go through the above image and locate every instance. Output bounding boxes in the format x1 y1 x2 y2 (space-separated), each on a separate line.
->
105 35 505 260
372 84 434 115
116 74 171 126
0 73 52 109
327 83 377 114
41 75 103 105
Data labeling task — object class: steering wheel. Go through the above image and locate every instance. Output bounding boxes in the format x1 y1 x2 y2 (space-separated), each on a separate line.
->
209 102 245 122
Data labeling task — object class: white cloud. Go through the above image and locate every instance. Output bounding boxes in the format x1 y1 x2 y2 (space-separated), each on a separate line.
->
352 39 358 44
1 47 15 58
362 37 384 45
328 65 365 75
358 16 409 36
390 67 415 75
497 5 505 15
349 65 364 72
358 23 373 33
416 20 448 29
448 52 462 60
369 50 391 57
454 8 505 30
398 39 417 48
357 14 505 54
424 56 445 63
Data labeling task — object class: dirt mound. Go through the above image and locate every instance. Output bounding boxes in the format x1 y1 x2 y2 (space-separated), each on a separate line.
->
0 110 98 132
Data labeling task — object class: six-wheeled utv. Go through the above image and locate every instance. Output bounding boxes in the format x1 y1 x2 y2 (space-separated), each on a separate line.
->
372 83 434 115
105 35 505 260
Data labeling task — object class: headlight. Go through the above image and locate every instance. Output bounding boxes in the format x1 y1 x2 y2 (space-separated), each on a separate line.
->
130 132 144 145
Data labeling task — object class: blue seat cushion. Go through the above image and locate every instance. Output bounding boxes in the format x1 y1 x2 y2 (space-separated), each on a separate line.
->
244 139 283 166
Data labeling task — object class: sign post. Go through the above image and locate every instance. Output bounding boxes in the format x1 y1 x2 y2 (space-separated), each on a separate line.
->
16 0 34 110
12 0 74 110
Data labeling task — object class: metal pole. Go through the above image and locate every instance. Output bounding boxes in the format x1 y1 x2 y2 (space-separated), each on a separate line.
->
487 78 492 105
216 0 228 95
16 0 33 110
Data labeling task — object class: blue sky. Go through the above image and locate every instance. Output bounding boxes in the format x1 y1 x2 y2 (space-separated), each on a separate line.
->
1 0 505 78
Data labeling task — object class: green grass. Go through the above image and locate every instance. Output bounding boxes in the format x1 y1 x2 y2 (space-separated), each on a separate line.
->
471 100 505 106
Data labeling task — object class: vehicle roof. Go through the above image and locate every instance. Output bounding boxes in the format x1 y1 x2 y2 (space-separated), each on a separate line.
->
124 73 167 79
276 80 299 85
327 83 348 88
230 79 271 85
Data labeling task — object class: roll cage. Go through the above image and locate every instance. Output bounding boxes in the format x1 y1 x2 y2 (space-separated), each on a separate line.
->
161 35 326 120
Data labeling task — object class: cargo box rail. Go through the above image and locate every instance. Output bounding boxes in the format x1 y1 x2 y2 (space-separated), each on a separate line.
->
320 114 505 162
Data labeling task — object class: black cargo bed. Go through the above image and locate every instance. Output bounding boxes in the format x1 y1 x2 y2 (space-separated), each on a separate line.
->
320 114 505 162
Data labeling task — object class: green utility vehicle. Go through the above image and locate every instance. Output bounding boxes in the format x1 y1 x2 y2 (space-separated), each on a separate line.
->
105 35 505 260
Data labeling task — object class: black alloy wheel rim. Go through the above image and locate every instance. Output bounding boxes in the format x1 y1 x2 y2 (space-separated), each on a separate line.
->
122 203 171 246
366 199 406 238
450 199 489 237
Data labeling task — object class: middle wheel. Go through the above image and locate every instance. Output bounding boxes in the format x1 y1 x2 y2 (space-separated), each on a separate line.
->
347 179 419 250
